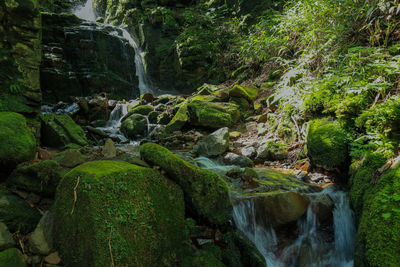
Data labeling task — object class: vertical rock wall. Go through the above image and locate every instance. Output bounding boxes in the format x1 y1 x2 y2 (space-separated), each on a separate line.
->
0 0 42 137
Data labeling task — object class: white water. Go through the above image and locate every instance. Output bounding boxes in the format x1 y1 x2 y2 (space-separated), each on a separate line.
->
97 102 128 142
233 186 357 267
74 0 96 21
73 0 153 95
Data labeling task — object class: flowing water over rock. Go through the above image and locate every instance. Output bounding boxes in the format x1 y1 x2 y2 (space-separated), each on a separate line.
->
73 0 153 95
233 186 356 267
197 157 356 267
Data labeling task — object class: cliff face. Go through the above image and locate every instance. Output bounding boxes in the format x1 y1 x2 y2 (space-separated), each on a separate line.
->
0 0 42 136
40 13 139 103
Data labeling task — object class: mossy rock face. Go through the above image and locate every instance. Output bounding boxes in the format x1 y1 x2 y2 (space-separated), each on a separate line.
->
306 118 349 171
131 105 154 115
165 103 189 133
229 85 259 102
182 250 226 267
41 113 88 148
187 100 240 129
120 113 148 139
140 143 232 225
0 248 26 267
222 231 266 267
256 140 288 162
6 160 65 197
53 160 187 267
353 164 400 266
0 112 36 172
0 192 41 234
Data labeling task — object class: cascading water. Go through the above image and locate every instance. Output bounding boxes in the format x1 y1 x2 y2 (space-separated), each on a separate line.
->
73 0 153 95
97 102 129 142
233 186 357 267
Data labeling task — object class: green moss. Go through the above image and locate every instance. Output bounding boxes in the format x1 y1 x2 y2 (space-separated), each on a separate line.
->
255 168 310 192
165 103 189 133
6 160 65 197
349 152 388 218
130 105 154 115
182 250 226 267
306 118 349 170
41 113 88 148
354 165 400 266
53 160 188 267
140 143 232 225
0 112 36 171
0 192 41 234
120 113 148 139
187 100 240 129
229 85 259 102
0 248 26 267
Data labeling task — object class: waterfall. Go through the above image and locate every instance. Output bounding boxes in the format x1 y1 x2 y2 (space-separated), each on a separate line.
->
74 0 96 21
97 102 128 142
73 0 153 95
232 186 357 267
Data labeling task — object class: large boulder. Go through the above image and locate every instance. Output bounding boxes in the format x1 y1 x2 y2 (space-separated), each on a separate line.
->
41 113 88 148
0 222 15 251
194 127 229 157
120 113 148 139
0 191 41 234
0 112 36 172
187 100 240 129
256 140 288 162
351 153 400 266
140 143 232 225
7 160 65 197
307 118 349 171
53 161 187 266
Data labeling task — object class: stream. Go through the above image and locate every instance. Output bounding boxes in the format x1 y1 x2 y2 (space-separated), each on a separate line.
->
70 2 358 266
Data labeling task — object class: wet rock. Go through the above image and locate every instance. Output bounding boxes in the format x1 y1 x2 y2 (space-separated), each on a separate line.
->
0 248 26 267
249 191 310 226
54 149 85 168
241 146 257 159
0 112 36 173
6 160 65 197
53 161 187 266
0 192 41 234
41 13 139 103
157 112 172 125
194 127 229 157
121 113 148 139
41 114 88 148
223 153 254 168
256 140 288 162
0 222 15 251
187 100 240 129
148 111 159 124
140 143 232 225
102 138 116 158
28 211 54 255
44 252 61 265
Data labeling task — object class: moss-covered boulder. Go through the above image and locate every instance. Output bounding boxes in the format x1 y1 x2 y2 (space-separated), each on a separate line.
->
140 143 232 225
187 100 240 129
307 118 349 171
165 103 189 133
256 140 288 162
130 105 154 115
6 160 65 197
0 191 41 234
0 112 36 172
53 161 187 266
350 154 400 266
0 248 26 267
120 113 148 139
41 113 88 148
229 85 259 102
54 149 85 168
